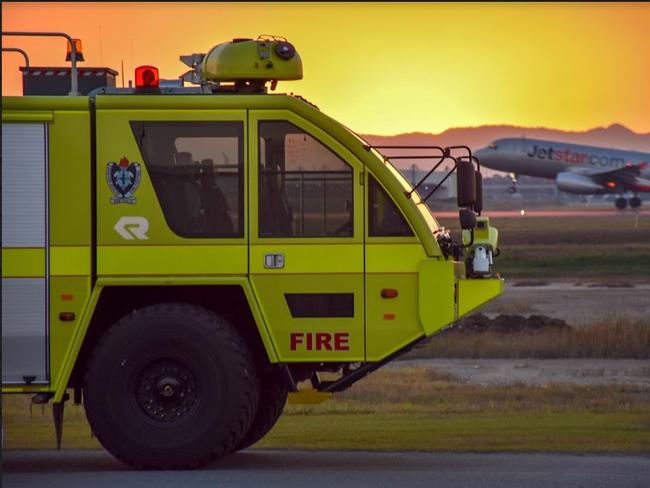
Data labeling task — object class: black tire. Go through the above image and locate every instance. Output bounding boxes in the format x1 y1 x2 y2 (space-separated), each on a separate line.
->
83 303 259 469
615 197 628 209
629 197 642 209
235 367 288 451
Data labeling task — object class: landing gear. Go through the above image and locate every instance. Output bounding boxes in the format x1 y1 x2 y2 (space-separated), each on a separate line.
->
614 196 642 209
629 196 642 209
507 173 518 194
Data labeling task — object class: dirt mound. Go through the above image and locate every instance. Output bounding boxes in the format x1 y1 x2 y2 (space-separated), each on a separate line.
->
512 280 550 287
453 313 570 334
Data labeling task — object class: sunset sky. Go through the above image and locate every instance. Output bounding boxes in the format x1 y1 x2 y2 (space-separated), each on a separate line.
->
2 2 649 135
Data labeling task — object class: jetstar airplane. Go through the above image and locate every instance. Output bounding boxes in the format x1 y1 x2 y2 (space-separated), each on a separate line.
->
475 138 650 209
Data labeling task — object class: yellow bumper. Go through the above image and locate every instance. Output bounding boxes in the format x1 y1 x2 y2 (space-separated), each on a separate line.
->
457 277 504 317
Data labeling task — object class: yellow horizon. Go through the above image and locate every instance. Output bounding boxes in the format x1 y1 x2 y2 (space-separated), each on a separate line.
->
3 2 649 135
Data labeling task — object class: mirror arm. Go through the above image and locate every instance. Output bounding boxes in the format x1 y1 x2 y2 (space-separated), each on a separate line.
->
421 158 457 203
448 146 473 166
406 153 449 198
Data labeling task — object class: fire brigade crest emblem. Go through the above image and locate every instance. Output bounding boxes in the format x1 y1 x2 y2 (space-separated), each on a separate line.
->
107 157 142 204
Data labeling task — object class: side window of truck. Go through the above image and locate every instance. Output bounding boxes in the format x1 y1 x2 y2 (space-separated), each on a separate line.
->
258 121 353 237
368 175 414 237
131 121 244 238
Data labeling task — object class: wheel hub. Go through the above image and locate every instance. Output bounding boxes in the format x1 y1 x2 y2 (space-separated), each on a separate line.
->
134 359 200 423
156 376 181 399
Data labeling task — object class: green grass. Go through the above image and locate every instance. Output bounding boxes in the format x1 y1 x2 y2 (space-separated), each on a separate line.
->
3 398 100 450
258 412 650 453
4 368 649 453
495 244 650 278
437 215 650 278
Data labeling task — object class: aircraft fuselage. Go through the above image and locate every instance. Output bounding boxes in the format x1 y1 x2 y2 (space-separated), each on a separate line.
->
475 138 650 188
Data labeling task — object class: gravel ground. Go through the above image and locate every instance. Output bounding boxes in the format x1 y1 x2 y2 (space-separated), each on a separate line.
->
390 359 650 386
482 281 650 324
402 281 650 387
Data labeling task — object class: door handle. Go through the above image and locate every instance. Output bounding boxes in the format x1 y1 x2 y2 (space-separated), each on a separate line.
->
264 253 285 269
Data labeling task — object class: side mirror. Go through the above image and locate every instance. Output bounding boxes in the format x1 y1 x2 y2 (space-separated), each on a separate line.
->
459 208 477 230
456 160 476 207
473 172 483 214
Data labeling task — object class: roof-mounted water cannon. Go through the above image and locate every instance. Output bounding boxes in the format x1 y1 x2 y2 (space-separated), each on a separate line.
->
179 53 205 86
180 35 302 93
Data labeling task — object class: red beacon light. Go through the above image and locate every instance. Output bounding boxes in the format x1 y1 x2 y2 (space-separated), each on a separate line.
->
135 65 160 88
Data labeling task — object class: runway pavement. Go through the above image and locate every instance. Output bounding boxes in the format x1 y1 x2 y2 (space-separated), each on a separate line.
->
3 449 649 488
435 208 650 218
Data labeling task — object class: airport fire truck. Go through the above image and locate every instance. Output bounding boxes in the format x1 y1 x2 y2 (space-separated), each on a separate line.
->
2 34 502 468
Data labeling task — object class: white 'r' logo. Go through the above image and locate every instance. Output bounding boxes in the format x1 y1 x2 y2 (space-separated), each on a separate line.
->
114 216 149 240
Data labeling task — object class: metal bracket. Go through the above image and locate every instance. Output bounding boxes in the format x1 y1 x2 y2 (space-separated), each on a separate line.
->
52 392 70 450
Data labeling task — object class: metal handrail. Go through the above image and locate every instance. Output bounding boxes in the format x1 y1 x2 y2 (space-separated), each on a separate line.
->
1 31 79 95
1 47 30 67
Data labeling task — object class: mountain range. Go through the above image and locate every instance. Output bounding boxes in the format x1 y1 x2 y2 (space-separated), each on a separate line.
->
360 124 650 170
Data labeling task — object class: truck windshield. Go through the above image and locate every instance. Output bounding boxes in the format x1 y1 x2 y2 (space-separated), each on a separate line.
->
344 128 441 234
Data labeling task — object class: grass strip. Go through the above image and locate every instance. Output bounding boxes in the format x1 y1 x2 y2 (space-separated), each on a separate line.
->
258 412 650 453
436 215 650 278
4 368 649 453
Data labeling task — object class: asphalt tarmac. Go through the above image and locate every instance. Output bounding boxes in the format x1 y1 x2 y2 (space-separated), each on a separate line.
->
3 449 649 488
435 208 650 218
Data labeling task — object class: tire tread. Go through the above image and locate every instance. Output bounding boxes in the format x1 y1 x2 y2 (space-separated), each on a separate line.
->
83 303 259 469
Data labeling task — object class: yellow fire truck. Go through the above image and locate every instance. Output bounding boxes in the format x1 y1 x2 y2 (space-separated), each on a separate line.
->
2 34 502 468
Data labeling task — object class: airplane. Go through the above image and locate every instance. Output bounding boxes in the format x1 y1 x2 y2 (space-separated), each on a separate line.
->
474 138 650 209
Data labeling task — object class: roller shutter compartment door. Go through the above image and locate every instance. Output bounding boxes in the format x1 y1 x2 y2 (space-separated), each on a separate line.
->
2 123 49 385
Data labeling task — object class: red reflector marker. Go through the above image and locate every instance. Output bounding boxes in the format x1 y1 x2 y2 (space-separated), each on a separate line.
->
381 288 398 299
59 312 76 322
135 65 160 88
61 294 74 301
383 313 396 320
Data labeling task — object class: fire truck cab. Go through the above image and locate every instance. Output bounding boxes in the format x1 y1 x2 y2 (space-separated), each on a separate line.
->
2 35 502 468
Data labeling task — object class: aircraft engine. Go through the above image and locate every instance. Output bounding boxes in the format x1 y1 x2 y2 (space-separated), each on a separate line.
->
555 172 604 194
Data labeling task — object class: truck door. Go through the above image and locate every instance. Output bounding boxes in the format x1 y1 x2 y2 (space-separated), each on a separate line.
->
248 111 365 361
95 102 248 278
2 123 49 385
364 173 427 361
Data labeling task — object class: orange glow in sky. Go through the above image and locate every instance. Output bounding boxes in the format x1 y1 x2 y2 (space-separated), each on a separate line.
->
2 2 650 135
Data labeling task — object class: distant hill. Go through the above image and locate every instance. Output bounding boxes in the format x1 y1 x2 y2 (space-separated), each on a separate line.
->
361 124 650 170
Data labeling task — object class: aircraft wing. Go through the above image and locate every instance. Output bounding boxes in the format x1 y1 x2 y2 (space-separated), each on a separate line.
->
571 162 648 186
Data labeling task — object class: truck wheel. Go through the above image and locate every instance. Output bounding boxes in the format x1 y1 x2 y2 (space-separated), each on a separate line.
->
235 367 288 451
83 303 259 469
